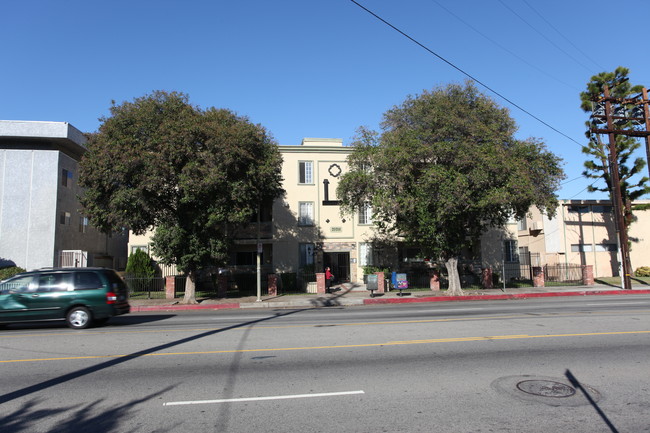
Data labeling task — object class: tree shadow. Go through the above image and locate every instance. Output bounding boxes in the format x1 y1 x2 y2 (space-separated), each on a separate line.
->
0 308 311 406
0 387 177 433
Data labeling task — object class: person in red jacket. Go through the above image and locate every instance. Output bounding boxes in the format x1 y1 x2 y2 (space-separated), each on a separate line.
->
325 267 334 294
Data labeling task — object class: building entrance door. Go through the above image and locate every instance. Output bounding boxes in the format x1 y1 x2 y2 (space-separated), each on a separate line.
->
324 252 350 283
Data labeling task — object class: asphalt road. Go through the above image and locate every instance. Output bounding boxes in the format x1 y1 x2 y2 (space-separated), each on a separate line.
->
1 295 649 432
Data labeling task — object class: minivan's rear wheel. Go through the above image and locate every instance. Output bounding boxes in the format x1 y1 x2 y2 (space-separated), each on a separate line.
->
66 307 92 329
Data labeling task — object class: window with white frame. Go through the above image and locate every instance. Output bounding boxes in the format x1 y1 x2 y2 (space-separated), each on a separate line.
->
358 203 373 225
130 245 149 255
359 242 374 266
79 216 89 233
595 243 617 252
504 240 518 262
571 243 593 252
517 218 527 231
298 202 314 226
299 161 313 184
299 243 315 268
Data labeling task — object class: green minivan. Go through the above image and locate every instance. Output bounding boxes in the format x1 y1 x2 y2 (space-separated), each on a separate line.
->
0 267 130 329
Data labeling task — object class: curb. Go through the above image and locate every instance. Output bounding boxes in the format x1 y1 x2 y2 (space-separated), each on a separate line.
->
363 289 650 305
130 289 650 312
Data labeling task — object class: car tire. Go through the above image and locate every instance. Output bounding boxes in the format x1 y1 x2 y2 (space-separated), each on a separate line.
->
66 306 92 329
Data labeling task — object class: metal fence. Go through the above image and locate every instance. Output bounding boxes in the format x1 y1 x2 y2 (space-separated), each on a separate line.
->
124 276 187 299
544 264 583 286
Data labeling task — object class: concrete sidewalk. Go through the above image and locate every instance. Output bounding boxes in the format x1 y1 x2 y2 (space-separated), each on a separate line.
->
129 283 650 312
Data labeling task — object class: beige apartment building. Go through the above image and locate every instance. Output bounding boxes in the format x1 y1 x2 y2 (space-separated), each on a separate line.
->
511 200 650 278
128 138 380 283
129 138 650 282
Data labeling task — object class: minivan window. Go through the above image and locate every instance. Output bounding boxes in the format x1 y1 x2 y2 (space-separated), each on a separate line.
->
0 276 36 294
75 272 103 291
38 273 72 292
104 271 128 294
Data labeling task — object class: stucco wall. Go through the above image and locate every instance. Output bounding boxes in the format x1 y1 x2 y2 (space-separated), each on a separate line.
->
0 149 58 269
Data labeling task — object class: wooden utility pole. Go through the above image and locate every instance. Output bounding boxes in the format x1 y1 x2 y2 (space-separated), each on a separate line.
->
642 88 650 180
591 86 650 289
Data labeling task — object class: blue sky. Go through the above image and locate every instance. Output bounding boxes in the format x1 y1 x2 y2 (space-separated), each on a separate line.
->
2 0 649 200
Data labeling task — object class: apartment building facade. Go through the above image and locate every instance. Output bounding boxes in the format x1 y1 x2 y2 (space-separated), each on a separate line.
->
510 200 650 278
0 120 128 271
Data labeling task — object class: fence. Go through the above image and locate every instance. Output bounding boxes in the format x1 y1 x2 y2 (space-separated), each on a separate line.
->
124 275 187 299
544 264 583 286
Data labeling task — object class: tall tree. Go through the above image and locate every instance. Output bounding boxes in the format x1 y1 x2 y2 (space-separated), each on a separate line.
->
337 82 564 295
580 67 650 229
79 91 284 303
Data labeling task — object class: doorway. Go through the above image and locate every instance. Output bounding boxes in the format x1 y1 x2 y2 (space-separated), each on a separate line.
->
324 252 350 283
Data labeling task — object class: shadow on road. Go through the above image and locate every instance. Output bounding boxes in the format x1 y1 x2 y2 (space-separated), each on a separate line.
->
0 387 177 433
565 369 619 433
0 308 312 406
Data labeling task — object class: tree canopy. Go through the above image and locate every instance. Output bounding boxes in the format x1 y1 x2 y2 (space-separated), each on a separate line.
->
337 82 564 295
79 91 284 303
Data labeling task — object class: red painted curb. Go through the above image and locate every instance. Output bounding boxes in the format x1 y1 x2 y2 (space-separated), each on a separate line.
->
363 289 650 305
132 303 240 312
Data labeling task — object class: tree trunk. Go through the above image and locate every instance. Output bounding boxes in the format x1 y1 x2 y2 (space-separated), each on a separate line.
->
180 270 198 304
445 256 464 296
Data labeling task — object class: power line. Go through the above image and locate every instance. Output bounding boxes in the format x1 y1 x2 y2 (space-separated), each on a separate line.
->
430 0 578 91
521 0 605 71
496 0 594 74
349 0 583 148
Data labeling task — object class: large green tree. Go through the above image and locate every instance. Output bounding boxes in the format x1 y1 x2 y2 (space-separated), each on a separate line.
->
580 67 650 229
337 82 564 295
79 91 284 303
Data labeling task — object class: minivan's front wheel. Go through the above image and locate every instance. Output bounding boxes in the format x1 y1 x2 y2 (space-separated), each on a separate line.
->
66 307 92 329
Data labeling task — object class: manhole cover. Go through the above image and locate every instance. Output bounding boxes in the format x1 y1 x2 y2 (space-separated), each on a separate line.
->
516 380 576 398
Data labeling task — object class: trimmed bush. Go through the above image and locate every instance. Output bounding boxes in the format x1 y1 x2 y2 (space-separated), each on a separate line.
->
125 249 155 278
634 266 650 277
0 266 26 280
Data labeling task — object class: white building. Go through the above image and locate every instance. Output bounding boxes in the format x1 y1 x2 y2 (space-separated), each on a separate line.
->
0 120 127 271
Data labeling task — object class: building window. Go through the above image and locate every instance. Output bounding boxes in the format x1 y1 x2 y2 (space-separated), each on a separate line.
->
61 168 73 188
299 243 315 268
571 244 593 252
592 205 613 214
358 203 373 225
517 218 527 231
130 245 149 255
298 202 314 226
359 243 374 266
60 211 71 225
299 161 313 184
595 243 617 252
235 251 258 266
504 240 518 262
518 246 529 264
568 205 589 214
79 216 89 233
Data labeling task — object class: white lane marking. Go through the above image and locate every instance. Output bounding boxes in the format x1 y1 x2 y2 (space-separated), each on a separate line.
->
163 390 365 406
585 302 647 306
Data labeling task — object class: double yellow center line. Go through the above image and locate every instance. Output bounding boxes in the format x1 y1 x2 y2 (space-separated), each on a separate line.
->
2 330 648 364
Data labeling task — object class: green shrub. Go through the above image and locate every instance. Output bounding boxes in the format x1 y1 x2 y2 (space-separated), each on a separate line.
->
0 266 26 280
634 266 650 277
125 249 155 278
125 250 155 293
362 266 391 275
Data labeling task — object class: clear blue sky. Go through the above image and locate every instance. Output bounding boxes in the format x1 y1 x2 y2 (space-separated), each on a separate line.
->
2 0 649 200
